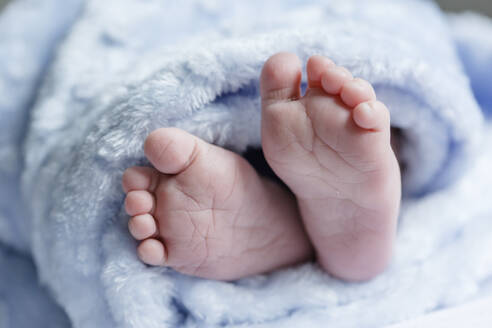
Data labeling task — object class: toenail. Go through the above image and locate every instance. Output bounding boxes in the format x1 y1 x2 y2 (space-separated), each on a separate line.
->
359 102 372 114
352 78 366 89
335 66 352 78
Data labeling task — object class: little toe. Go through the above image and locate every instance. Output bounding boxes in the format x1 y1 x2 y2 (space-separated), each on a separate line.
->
137 238 167 266
128 214 158 240
124 190 155 216
340 78 376 108
320 66 353 95
306 55 334 88
260 52 302 105
122 166 160 193
353 100 390 131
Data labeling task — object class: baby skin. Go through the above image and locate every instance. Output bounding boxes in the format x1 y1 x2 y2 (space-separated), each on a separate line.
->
122 53 401 281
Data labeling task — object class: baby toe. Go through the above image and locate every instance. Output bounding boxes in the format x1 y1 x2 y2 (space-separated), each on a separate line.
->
353 100 390 131
340 78 376 108
307 55 334 88
122 166 160 193
137 238 167 266
128 214 158 240
320 66 353 95
124 190 155 216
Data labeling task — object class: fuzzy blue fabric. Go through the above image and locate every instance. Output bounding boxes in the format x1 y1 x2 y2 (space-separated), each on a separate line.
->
1 0 492 327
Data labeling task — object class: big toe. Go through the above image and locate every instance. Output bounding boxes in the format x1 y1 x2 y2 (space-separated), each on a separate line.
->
144 128 200 175
260 52 302 105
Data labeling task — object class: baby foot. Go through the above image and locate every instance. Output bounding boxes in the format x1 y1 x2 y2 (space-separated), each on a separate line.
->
122 128 312 280
260 53 401 281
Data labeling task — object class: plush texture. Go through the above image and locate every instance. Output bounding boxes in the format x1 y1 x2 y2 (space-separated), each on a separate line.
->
0 0 492 327
449 11 492 117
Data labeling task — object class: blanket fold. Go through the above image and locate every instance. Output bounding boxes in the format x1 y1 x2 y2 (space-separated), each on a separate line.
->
1 0 492 327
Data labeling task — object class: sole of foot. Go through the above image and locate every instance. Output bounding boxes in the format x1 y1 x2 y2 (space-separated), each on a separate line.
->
122 127 313 280
260 53 401 281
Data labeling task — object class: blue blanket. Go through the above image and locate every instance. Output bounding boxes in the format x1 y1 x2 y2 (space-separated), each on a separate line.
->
1 0 492 327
